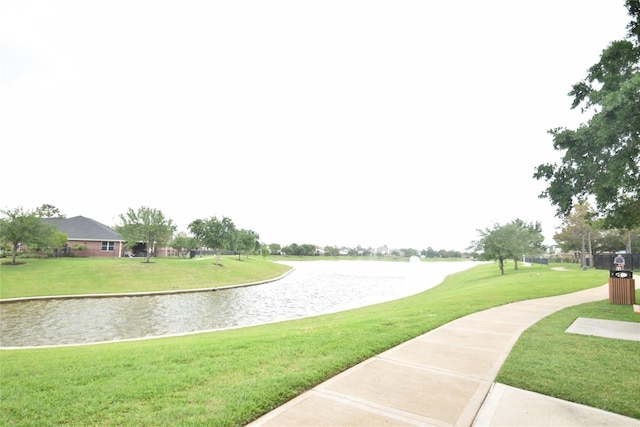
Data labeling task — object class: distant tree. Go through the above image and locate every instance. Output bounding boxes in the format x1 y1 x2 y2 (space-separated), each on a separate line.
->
553 202 601 266
422 247 437 258
260 244 270 259
439 249 462 258
234 229 259 259
279 243 317 256
593 229 634 254
0 207 58 264
553 203 595 254
401 248 419 257
470 219 545 275
115 207 177 263
324 245 340 257
281 243 298 256
534 2 640 248
470 224 512 275
188 216 235 265
553 202 639 264
300 244 316 256
508 219 545 269
34 204 65 218
268 243 281 255
170 232 198 258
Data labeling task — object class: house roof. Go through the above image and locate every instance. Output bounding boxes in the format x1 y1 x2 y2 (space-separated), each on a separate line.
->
42 216 123 241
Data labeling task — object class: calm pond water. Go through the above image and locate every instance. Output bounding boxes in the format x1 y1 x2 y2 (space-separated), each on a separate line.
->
0 260 477 348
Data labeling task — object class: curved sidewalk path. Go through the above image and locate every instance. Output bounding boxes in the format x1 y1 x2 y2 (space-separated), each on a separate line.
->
248 284 639 426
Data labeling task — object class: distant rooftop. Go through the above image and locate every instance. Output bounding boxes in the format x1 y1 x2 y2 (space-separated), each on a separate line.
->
42 216 123 241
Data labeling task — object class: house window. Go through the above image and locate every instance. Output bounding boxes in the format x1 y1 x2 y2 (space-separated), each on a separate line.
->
102 241 115 251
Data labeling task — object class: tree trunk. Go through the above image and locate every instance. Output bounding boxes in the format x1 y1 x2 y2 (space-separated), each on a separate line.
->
145 241 151 263
581 230 586 270
11 242 18 264
588 231 593 269
626 229 632 253
499 256 504 275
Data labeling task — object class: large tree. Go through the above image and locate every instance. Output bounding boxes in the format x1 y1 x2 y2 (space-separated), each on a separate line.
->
188 216 236 265
115 207 177 263
534 1 640 245
470 219 545 275
0 207 58 264
234 229 259 260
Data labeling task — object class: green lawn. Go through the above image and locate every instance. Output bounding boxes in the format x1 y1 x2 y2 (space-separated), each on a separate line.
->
497 296 640 419
0 256 291 299
1 259 638 425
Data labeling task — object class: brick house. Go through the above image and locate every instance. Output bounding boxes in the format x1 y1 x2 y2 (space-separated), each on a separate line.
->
42 216 125 258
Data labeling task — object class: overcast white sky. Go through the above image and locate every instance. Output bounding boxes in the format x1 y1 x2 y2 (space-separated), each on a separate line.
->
0 1 631 251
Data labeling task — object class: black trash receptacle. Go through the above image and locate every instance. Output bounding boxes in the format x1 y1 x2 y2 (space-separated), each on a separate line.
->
189 250 196 259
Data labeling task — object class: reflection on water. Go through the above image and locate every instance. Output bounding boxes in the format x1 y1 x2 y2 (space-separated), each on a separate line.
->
0 261 476 348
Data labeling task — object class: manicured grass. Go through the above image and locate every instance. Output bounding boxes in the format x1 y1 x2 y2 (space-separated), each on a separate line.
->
0 256 291 299
3 262 634 426
497 293 640 419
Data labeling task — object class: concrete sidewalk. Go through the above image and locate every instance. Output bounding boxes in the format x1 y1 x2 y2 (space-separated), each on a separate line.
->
248 284 639 426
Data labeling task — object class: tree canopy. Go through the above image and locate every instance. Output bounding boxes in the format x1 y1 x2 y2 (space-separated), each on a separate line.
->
470 219 545 275
0 207 59 264
534 1 640 234
188 216 236 265
169 232 199 258
34 204 65 218
115 207 177 263
234 229 259 259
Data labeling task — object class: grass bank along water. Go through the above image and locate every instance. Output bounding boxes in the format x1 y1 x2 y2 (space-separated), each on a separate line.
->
0 256 292 299
1 261 636 425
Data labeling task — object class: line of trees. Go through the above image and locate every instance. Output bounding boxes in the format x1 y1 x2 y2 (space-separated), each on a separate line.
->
0 205 262 265
2 203 470 267
116 208 261 265
2 203 466 266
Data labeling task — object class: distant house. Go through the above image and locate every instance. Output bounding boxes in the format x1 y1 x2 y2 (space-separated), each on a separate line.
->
42 216 125 258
